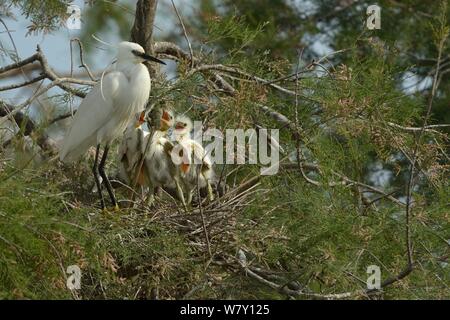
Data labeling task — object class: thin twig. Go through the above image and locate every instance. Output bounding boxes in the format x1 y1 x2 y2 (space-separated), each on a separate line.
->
70 38 96 81
170 0 194 68
0 74 46 91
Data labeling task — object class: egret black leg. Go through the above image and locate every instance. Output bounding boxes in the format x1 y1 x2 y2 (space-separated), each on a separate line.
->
93 144 105 209
98 144 118 209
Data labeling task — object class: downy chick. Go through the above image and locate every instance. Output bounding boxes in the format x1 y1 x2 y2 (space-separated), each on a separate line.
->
173 115 215 205
144 109 187 208
118 110 147 188
119 109 186 208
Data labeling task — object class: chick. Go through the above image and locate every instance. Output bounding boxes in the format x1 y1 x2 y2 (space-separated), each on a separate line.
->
118 110 147 188
119 109 187 208
173 115 215 205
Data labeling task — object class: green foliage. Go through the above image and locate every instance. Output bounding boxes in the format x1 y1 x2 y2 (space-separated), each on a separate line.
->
235 174 449 299
7 0 69 35
205 15 269 56
0 166 80 298
194 0 308 59
0 162 211 299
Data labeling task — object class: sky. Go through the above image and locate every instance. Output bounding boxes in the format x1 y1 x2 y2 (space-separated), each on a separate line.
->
1 1 109 74
0 0 193 67
0 0 192 103
0 0 189 142
0 0 119 104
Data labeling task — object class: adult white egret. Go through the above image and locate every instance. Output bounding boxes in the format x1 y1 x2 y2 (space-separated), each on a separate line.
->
60 41 165 210
173 115 215 205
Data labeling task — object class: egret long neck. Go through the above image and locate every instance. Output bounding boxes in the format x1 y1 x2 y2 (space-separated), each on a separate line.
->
114 61 151 123
115 61 150 81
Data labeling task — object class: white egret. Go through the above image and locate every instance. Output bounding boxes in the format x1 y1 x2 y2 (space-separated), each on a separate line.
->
59 41 165 210
173 115 215 205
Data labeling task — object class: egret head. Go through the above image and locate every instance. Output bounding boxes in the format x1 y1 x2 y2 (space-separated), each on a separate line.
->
174 115 193 137
116 41 166 65
159 109 174 131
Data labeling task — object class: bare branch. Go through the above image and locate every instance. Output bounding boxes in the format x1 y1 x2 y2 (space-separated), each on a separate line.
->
131 0 158 75
257 103 302 136
0 100 56 153
0 53 40 74
70 38 96 81
386 121 450 134
0 74 46 91
170 0 194 68
154 41 236 95
36 45 90 97
187 64 296 96
0 77 89 129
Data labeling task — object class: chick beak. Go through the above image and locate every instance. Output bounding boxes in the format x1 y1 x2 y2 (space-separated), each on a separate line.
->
162 110 171 122
136 111 146 128
181 163 190 173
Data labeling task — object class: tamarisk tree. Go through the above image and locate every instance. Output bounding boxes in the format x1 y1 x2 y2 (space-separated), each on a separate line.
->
0 0 448 299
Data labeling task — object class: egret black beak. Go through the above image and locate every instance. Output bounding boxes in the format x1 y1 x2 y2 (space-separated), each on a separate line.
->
132 50 166 65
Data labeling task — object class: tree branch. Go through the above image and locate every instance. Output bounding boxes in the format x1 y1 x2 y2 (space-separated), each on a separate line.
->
0 74 46 91
170 0 194 68
131 0 158 74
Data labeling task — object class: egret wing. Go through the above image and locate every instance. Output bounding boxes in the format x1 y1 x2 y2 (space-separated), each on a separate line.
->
60 71 127 162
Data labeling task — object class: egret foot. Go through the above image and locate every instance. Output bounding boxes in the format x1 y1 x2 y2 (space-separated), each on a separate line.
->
101 204 120 213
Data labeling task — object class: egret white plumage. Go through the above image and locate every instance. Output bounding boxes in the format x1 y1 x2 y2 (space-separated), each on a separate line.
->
59 41 165 210
173 115 215 205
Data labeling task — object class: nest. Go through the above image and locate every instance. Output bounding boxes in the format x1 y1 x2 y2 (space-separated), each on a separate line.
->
136 175 262 258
